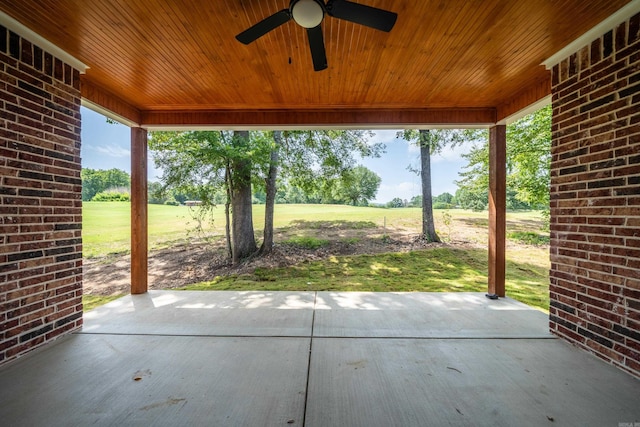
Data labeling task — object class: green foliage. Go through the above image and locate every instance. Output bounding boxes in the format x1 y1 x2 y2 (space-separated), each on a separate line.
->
331 165 381 206
149 129 385 211
470 200 486 211
507 231 550 246
252 188 266 204
441 210 453 241
148 181 195 205
408 195 422 207
91 188 130 202
148 181 165 204
456 105 551 221
341 237 361 244
507 106 552 208
276 183 310 204
432 192 456 209
82 168 130 201
455 186 488 210
432 202 453 209
282 236 330 249
149 131 246 207
386 197 405 208
434 192 454 204
280 130 384 197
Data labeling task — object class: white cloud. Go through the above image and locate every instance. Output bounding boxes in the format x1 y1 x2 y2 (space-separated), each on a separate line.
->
93 144 130 158
371 129 400 143
374 181 419 203
407 142 420 154
432 143 465 163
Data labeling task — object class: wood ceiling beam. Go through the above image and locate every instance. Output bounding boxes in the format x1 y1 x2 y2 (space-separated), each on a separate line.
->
496 77 551 124
140 108 497 130
81 78 142 127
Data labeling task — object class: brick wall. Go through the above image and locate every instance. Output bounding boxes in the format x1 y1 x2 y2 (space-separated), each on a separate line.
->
0 27 83 365
549 12 640 377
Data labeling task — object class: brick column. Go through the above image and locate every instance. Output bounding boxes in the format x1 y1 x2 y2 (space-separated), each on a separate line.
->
549 12 640 377
0 27 83 364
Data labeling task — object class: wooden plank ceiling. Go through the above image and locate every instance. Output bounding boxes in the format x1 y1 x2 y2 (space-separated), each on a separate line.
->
0 0 632 127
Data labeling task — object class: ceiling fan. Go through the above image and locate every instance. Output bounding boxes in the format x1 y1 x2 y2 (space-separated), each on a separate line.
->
236 0 398 71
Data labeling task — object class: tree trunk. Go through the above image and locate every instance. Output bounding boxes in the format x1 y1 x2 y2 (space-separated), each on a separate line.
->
420 129 441 242
260 131 281 254
224 164 233 260
231 131 257 264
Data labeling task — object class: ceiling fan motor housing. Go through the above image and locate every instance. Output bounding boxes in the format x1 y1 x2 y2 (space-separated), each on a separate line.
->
291 0 325 28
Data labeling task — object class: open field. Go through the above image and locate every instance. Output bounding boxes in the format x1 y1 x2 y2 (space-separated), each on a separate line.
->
82 202 547 257
82 202 550 311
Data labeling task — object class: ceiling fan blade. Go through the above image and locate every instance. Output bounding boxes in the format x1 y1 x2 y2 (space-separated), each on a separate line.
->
306 25 328 71
236 9 291 44
327 0 397 32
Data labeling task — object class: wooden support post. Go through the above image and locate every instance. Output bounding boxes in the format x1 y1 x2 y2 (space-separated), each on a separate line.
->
488 125 506 298
131 127 148 294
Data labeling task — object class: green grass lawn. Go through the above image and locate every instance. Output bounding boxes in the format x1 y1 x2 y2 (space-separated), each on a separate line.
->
82 202 202 257
181 247 549 310
82 202 550 312
82 202 433 257
83 202 546 257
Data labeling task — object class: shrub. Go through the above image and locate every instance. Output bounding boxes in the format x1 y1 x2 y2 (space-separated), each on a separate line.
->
92 188 130 202
433 202 453 209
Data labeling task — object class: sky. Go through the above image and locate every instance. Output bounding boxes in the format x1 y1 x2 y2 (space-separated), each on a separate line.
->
80 107 472 204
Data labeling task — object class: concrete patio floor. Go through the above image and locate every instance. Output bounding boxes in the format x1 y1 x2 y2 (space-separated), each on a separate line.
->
0 291 638 426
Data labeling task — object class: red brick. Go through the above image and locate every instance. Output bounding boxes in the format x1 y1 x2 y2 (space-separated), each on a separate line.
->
550 15 640 377
1 31 82 366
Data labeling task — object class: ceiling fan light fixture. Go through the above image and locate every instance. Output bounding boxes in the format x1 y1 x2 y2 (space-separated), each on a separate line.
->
291 0 324 28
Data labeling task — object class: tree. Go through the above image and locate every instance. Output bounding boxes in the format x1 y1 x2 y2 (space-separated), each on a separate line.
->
506 106 552 209
455 187 488 211
149 130 269 263
275 183 309 204
148 181 165 204
279 130 382 196
386 197 404 208
81 168 130 201
333 166 381 206
456 106 551 219
418 130 439 241
228 131 258 263
398 129 485 242
408 195 422 207
434 192 454 204
259 131 281 254
149 129 384 263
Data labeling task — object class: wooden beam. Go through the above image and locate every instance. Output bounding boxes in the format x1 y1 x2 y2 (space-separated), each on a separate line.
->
81 78 142 126
131 127 148 294
141 108 497 129
488 125 506 298
496 77 551 124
